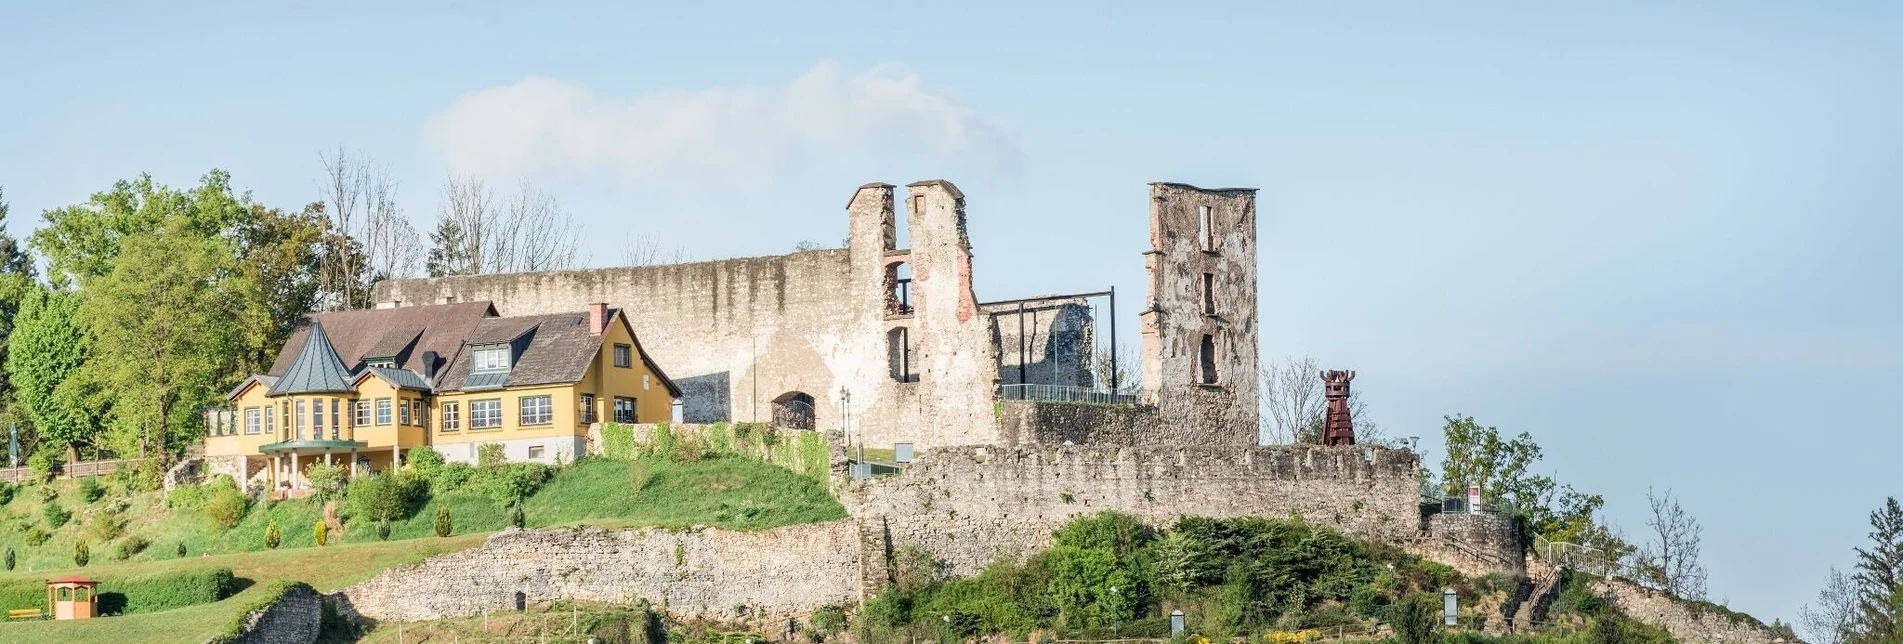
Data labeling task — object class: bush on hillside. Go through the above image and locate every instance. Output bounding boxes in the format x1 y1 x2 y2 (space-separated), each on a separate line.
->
436 461 475 489
263 520 281 549
435 506 453 537
116 534 150 559
107 567 237 615
23 526 50 546
0 481 15 505
407 445 446 478
376 518 391 541
3 547 13 571
78 476 105 502
305 463 345 501
200 476 249 530
477 443 506 467
461 463 554 505
74 540 90 567
42 500 70 528
86 512 127 543
1390 593 1441 644
346 471 427 523
313 520 328 546
176 541 187 558
600 423 637 460
27 449 62 482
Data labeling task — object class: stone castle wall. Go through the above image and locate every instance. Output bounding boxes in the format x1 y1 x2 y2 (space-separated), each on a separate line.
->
846 444 1424 576
1593 577 1794 644
1412 511 1526 578
338 523 863 625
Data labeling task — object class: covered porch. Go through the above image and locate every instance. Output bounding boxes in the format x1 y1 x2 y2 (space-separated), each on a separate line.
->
257 439 404 496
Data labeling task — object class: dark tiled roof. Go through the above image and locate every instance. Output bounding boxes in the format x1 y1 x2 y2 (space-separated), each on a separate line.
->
269 301 496 380
437 312 600 392
226 374 279 401
268 322 355 395
363 328 422 360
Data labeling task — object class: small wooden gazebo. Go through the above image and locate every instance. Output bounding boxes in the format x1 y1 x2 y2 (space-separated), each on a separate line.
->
46 576 98 620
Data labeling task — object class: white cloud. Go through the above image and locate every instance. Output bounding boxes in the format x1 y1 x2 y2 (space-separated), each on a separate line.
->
423 61 1021 186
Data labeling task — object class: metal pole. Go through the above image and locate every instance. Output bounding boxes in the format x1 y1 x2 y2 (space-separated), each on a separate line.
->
1108 286 1119 392
1017 302 1027 386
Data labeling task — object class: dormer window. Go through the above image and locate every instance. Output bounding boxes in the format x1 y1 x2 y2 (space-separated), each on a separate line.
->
366 358 395 369
472 345 510 372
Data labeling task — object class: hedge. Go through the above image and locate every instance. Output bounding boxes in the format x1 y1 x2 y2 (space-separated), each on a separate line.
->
0 567 236 616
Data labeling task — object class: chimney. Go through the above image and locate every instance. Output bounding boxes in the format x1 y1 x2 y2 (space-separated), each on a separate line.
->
587 303 609 336
422 351 439 381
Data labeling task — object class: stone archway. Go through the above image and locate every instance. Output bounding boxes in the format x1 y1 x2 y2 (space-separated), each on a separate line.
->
770 392 816 430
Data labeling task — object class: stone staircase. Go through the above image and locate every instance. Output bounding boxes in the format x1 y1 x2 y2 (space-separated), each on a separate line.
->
1510 557 1563 631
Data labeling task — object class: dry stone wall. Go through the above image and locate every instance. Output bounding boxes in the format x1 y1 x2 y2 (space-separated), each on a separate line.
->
1593 577 1795 644
226 584 322 644
847 444 1424 576
339 524 861 624
1409 512 1526 578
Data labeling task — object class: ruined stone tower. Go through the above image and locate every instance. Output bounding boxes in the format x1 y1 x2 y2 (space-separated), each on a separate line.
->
1139 183 1260 445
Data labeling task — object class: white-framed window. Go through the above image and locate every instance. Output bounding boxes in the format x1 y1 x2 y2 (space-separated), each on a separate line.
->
376 398 393 426
471 399 503 429
367 358 395 369
519 395 553 425
244 408 261 435
473 345 510 372
330 399 340 437
414 400 427 427
613 396 637 424
313 400 325 438
264 406 275 435
441 402 461 431
579 393 596 424
399 399 411 425
613 344 632 368
354 400 370 427
527 446 545 460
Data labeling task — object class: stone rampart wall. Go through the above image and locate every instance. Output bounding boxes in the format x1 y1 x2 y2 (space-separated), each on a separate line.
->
338 523 861 625
848 444 1424 576
230 584 322 644
1594 577 1794 644
1408 512 1526 578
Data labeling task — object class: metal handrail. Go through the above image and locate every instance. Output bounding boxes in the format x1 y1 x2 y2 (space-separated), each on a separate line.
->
998 383 1137 405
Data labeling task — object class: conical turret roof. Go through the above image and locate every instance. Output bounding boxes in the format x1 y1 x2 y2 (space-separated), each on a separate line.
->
266 321 355 395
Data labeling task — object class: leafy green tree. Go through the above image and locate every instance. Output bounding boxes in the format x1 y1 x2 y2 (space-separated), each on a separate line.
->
8 288 96 454
80 226 248 458
231 202 335 374
30 171 248 289
426 215 474 277
1852 497 1903 644
1439 414 1620 550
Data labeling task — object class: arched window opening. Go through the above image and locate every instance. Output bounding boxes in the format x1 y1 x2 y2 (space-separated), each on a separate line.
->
888 327 917 383
1198 334 1219 385
772 392 816 430
884 262 914 317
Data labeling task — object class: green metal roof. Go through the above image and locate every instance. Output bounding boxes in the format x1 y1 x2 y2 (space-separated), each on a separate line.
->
267 322 356 396
257 439 369 453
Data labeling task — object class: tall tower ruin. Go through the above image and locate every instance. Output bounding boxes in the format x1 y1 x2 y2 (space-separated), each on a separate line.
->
1139 183 1260 446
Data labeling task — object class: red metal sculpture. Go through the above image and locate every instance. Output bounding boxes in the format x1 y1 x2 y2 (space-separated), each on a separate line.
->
1320 370 1356 446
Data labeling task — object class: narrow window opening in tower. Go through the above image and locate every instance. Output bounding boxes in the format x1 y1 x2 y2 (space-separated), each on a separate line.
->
1197 205 1214 251
884 262 914 317
888 327 917 382
1202 273 1216 314
1198 334 1218 385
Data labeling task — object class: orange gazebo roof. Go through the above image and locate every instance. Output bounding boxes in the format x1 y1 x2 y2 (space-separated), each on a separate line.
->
46 576 97 585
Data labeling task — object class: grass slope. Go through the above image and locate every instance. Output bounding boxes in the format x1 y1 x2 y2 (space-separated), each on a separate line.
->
527 457 846 530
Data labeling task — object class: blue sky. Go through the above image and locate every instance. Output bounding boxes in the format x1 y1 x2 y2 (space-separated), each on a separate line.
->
3 1 1899 628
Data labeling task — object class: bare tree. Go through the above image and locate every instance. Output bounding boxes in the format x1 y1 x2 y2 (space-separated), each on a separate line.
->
317 148 420 307
622 233 686 267
1638 487 1709 599
1802 568 1858 644
1090 341 1143 395
431 175 585 275
1259 355 1324 445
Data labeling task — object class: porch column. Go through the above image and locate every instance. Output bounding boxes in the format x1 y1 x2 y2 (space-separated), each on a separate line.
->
268 455 276 490
290 453 298 488
238 455 247 485
392 444 401 472
349 449 358 477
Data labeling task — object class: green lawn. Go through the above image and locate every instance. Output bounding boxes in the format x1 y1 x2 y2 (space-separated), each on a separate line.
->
0 533 486 643
525 456 846 530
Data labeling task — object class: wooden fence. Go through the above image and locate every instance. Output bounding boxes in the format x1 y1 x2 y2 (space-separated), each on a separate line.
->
0 458 150 484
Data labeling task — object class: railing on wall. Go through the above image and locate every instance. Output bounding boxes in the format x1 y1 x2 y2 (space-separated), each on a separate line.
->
998 384 1137 406
1533 533 1625 578
0 457 151 483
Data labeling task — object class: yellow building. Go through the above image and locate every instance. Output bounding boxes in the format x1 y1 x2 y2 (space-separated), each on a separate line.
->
203 302 679 492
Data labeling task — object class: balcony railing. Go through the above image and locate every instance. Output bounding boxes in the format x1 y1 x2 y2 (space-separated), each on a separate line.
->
997 384 1137 406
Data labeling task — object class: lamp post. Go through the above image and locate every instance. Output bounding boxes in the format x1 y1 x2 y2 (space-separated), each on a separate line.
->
840 386 860 479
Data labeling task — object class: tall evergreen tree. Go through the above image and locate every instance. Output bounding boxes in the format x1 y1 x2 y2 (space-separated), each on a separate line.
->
426 215 474 277
1852 497 1903 644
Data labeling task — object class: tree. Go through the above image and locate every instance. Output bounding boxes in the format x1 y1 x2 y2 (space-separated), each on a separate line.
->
1090 341 1142 396
263 520 281 549
30 171 248 289
621 233 685 267
80 226 247 458
8 289 97 454
430 175 585 276
73 540 89 567
435 506 453 537
1439 414 1620 553
1852 497 1903 644
317 149 417 308
1636 487 1708 600
1803 568 1859 644
0 188 34 276
233 202 334 374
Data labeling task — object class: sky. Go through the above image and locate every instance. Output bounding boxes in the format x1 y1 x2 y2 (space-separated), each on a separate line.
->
3 1 1900 630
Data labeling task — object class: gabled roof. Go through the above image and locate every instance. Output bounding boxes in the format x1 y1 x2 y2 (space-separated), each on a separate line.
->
226 374 279 401
353 366 432 392
269 301 496 378
434 309 682 397
267 322 355 395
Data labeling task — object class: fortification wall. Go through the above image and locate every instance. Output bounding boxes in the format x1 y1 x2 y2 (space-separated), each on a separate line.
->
338 523 862 625
847 444 1423 576
1410 511 1526 578
230 584 323 644
1593 577 1794 644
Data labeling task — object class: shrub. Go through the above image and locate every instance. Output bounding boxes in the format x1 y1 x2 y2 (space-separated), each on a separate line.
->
313 521 328 546
263 520 281 549
74 540 90 567
346 472 427 522
126 460 164 492
0 482 14 505
407 445 446 478
42 501 70 528
509 502 525 529
1389 593 1441 644
601 423 637 460
176 541 188 558
200 476 249 530
477 443 506 467
27 449 62 482
2 547 12 571
435 506 453 537
810 605 847 637
36 484 58 502
465 463 553 504
108 567 237 615
305 463 345 500
437 462 476 489
23 526 50 546
646 423 675 460
375 518 391 541
78 476 105 503
116 535 151 559
672 428 708 462
86 512 128 543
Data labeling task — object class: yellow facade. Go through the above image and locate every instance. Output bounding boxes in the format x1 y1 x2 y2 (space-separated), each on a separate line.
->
433 319 672 448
